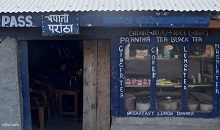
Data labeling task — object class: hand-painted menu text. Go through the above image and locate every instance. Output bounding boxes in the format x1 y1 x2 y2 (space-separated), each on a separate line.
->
1 15 33 27
128 29 208 37
183 46 188 90
127 110 194 116
215 44 219 94
119 45 124 98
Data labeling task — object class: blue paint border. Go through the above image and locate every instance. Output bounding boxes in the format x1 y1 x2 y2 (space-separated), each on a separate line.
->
111 36 119 116
0 11 211 28
112 29 220 118
20 41 32 130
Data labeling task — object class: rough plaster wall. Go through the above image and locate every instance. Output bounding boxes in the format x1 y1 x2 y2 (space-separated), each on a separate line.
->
0 37 22 130
111 124 220 130
111 117 220 130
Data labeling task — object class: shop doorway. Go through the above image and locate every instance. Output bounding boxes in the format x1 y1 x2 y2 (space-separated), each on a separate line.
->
28 40 83 130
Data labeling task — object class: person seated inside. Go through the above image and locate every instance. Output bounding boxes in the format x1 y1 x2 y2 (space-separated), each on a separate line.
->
52 62 79 112
51 62 70 90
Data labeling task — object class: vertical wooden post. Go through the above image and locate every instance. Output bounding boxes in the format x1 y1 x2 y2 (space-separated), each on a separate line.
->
83 40 98 130
97 40 110 130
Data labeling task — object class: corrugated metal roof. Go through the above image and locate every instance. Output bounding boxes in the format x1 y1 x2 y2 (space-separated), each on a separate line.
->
0 0 220 13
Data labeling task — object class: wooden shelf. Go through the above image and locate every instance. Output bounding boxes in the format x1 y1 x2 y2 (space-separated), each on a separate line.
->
125 84 212 88
125 58 179 61
190 92 213 101
125 57 213 62
134 91 181 97
125 84 178 88
125 85 149 87
176 84 212 88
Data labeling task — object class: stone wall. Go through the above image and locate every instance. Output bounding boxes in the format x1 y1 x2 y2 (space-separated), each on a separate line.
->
0 37 22 130
111 117 220 130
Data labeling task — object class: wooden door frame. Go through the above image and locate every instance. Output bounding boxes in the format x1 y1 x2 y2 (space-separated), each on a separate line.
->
83 40 110 130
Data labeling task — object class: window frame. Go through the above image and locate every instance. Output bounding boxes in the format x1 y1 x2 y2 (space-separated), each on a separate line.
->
111 29 220 118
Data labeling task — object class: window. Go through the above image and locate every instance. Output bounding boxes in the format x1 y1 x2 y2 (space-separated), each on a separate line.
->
114 29 219 118
156 43 182 111
188 43 214 112
124 43 151 111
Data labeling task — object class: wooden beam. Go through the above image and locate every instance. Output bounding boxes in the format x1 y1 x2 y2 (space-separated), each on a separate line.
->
83 40 97 130
208 20 220 28
97 40 111 130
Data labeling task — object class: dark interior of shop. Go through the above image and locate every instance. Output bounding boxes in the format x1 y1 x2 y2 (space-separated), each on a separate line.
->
28 40 83 130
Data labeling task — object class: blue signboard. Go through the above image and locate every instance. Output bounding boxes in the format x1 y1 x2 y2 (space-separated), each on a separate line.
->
79 11 211 28
0 11 211 29
42 13 79 35
0 11 212 35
